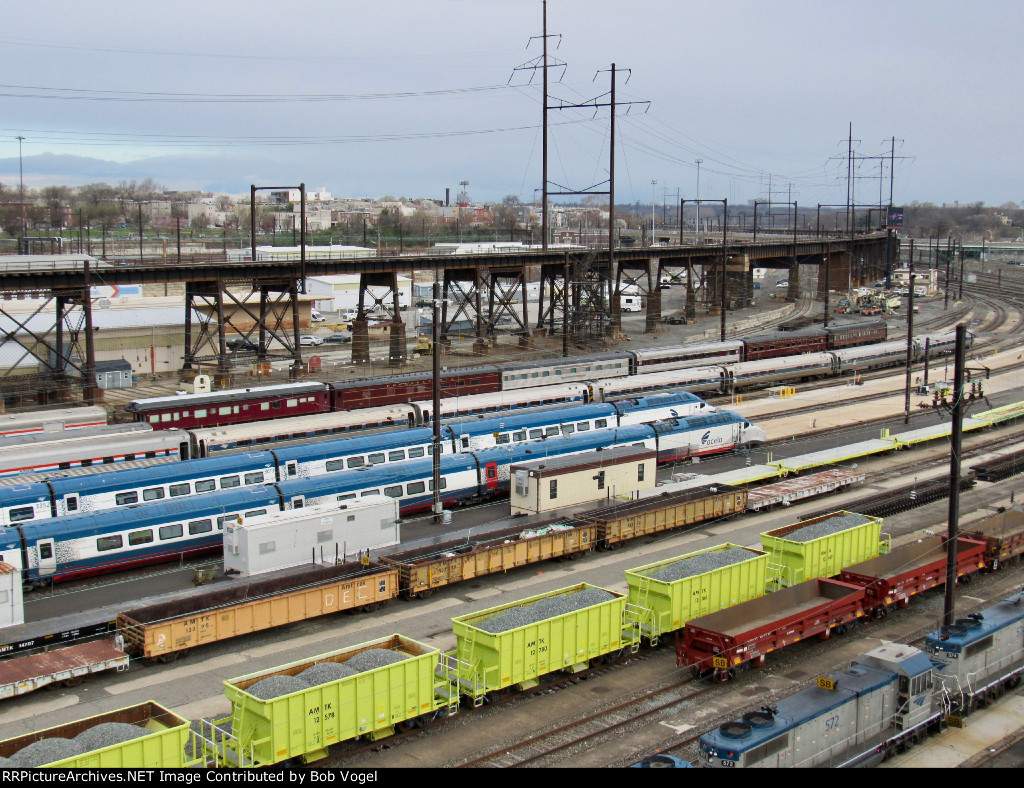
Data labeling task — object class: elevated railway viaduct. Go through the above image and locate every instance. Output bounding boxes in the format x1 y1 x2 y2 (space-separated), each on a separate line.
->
0 233 888 404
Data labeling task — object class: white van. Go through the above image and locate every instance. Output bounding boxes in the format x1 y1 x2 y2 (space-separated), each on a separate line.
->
310 309 326 322
621 295 642 312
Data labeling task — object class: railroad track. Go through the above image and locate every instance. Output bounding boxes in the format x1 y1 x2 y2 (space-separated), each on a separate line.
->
369 561 1024 770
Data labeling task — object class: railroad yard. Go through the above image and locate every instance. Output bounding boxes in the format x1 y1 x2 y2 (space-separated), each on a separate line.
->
1 264 1024 770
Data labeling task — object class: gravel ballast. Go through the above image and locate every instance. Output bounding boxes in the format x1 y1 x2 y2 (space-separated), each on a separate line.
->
781 513 873 543
646 547 755 583
245 675 310 700
345 649 409 672
243 650 412 699
298 662 357 686
73 723 149 751
477 588 616 634
6 737 88 767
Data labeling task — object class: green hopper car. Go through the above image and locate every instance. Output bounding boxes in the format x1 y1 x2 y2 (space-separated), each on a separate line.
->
451 583 642 706
761 510 889 589
625 543 769 642
209 634 456 767
0 701 201 768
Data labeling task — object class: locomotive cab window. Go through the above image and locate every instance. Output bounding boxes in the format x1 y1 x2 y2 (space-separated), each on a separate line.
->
965 635 994 659
747 732 790 763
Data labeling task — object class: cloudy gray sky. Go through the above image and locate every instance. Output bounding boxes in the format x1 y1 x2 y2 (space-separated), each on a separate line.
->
0 0 1019 208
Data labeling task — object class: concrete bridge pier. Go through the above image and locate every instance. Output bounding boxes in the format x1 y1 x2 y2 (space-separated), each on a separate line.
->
351 319 370 364
816 250 852 294
684 258 697 321
785 260 801 302
388 322 407 367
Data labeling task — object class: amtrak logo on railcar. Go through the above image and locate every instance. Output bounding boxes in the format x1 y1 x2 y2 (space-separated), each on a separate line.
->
700 430 724 446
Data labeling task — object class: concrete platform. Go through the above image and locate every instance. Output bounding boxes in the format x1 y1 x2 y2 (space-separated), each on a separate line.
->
881 692 1024 768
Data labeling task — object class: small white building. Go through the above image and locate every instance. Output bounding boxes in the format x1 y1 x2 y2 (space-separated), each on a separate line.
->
305 273 413 314
222 495 400 577
226 245 376 263
893 267 939 295
510 445 658 516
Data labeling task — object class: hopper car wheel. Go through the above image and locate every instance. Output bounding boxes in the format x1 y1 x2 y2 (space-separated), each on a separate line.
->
417 588 434 599
158 652 179 664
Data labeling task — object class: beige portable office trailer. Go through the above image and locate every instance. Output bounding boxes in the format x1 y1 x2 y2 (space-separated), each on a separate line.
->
509 446 657 515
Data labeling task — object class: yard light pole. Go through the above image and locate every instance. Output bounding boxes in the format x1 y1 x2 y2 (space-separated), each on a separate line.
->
650 180 657 246
17 136 26 242
694 160 702 242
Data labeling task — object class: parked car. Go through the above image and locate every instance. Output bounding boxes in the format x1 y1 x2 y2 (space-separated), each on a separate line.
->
299 335 324 346
226 338 259 352
324 333 352 344
775 280 789 288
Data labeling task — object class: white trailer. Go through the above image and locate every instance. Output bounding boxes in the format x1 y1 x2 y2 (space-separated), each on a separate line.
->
620 295 643 312
222 495 400 577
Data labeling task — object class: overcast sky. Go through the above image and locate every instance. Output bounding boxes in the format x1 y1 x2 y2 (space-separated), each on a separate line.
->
0 0 1019 208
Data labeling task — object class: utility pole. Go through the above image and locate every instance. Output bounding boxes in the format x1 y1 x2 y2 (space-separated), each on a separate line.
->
695 159 703 241
958 240 965 301
535 61 647 343
16 136 26 244
542 1 549 250
512 1 563 252
431 273 443 525
903 239 915 424
944 236 952 309
943 323 968 627
650 180 657 245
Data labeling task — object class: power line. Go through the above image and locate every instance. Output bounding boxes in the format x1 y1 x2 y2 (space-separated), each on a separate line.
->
0 82 515 104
